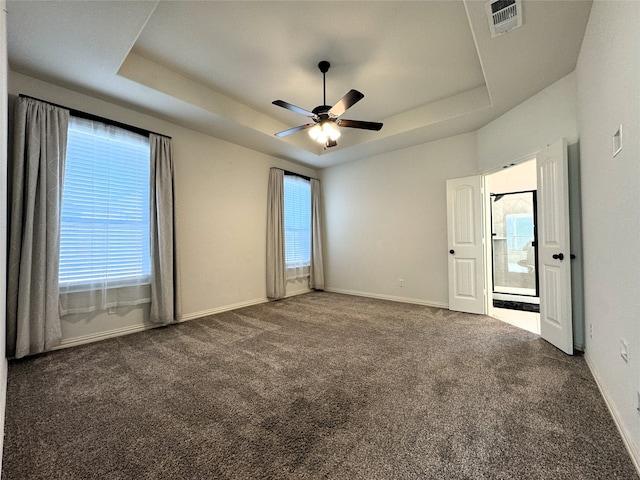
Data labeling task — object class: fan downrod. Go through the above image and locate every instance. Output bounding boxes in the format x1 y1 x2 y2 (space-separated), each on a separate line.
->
317 61 331 110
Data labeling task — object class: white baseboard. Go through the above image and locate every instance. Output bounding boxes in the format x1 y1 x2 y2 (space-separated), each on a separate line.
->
55 289 444 351
57 323 154 349
285 289 312 298
57 297 270 349
179 297 268 322
584 352 640 476
324 287 448 309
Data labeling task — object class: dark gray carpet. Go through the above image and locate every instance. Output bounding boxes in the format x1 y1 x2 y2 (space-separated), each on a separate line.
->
3 292 638 479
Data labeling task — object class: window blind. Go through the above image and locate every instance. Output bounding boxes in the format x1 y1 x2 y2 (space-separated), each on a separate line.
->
283 175 311 273
59 116 151 290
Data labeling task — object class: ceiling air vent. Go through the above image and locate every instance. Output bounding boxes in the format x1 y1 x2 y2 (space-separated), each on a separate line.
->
485 0 523 38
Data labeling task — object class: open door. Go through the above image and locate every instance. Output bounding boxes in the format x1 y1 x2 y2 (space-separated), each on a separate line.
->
537 139 573 354
446 176 486 314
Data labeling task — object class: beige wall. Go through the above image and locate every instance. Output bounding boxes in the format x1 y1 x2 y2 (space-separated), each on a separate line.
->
320 132 477 306
576 0 640 466
486 159 536 194
477 72 578 174
8 71 317 346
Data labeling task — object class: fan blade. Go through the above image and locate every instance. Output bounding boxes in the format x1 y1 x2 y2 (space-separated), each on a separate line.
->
274 124 315 137
328 90 364 117
337 119 383 131
272 100 315 118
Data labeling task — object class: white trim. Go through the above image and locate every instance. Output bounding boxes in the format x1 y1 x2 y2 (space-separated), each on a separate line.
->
324 287 448 309
584 353 640 476
54 288 443 351
53 292 317 352
480 152 537 176
177 297 268 322
284 289 312 299
57 297 270 349
57 323 154 349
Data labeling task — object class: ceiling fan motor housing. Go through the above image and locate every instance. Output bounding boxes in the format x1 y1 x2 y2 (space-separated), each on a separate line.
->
312 105 333 122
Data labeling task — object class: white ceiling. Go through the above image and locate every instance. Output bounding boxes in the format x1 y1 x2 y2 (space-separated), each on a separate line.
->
6 0 592 169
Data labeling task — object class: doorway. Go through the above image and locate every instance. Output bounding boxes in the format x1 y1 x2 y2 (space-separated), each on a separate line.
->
447 140 576 352
490 190 538 300
485 160 540 334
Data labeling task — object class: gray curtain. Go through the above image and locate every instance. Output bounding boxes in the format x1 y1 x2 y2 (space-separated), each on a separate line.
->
266 168 285 299
309 178 325 290
7 97 69 359
149 134 181 324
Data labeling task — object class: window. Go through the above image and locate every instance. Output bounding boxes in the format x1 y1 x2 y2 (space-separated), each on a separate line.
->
283 175 311 276
59 116 151 291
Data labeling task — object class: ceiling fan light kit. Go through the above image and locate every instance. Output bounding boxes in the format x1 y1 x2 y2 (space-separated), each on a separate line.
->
309 122 341 143
272 61 383 149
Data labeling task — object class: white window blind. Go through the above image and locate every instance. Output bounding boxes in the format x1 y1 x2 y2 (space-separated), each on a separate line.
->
283 175 311 278
58 116 151 314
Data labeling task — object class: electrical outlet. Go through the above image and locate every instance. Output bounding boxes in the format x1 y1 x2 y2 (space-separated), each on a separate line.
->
398 279 404 287
620 339 629 363
589 323 593 339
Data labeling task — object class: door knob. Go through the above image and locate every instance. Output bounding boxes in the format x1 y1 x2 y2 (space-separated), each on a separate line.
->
449 249 455 255
552 253 564 260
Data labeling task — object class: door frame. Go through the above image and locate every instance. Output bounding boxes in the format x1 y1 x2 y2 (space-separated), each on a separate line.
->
481 154 538 320
489 189 539 298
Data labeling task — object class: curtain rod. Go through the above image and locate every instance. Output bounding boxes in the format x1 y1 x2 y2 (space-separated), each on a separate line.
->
274 168 317 182
18 94 171 140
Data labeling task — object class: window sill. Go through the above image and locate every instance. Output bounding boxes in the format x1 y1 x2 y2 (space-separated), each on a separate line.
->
59 278 151 294
59 282 151 316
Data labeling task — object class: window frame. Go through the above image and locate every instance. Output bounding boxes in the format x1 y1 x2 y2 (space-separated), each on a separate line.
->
58 115 152 292
283 174 312 273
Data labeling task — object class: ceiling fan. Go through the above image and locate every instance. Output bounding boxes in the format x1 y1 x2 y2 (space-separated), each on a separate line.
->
272 61 383 148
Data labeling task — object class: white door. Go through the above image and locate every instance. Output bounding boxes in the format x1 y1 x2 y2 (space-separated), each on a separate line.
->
537 139 573 354
446 176 486 314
